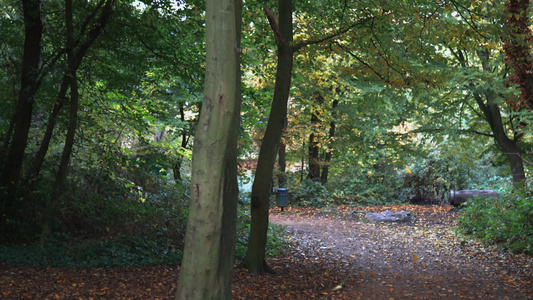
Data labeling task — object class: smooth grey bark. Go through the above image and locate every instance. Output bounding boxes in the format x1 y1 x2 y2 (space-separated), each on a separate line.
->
176 0 242 298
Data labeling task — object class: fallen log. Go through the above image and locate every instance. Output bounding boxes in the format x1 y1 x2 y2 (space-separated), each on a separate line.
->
449 189 499 207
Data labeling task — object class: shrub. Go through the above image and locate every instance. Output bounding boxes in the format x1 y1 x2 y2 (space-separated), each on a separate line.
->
59 170 189 242
0 161 190 267
290 179 329 207
457 186 533 255
0 233 183 267
396 153 508 205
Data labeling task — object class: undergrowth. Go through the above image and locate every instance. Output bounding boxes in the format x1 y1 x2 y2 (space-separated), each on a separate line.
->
0 192 289 268
0 234 183 268
457 186 533 255
235 194 289 259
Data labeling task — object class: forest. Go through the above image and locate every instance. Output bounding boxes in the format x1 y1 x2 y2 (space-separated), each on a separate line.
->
1 0 533 299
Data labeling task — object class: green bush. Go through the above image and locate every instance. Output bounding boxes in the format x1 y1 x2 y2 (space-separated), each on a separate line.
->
0 233 183 267
290 179 330 207
59 169 189 241
396 152 509 205
457 186 533 255
0 160 190 267
398 155 468 205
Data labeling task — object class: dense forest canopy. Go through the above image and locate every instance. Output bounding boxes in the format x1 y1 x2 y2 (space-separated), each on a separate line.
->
0 0 531 271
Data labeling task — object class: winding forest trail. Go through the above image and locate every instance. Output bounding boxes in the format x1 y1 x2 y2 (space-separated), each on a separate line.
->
262 205 533 299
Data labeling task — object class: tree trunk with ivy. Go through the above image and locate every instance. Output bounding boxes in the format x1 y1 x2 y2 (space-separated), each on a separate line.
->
503 0 533 111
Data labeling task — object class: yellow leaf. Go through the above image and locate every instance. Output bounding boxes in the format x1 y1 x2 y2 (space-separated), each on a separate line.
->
413 254 417 262
332 285 343 291
405 168 412 174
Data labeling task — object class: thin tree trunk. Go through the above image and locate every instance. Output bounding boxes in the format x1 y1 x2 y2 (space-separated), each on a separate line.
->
29 0 115 182
239 1 294 275
301 139 305 182
308 93 323 181
173 103 191 184
241 4 369 276
28 78 69 180
41 0 79 240
175 0 241 298
308 131 320 180
321 99 338 184
1 0 43 189
277 136 287 187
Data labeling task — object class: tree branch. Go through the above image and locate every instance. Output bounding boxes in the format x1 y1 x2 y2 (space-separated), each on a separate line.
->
292 17 372 52
264 7 283 47
334 41 388 82
413 127 494 138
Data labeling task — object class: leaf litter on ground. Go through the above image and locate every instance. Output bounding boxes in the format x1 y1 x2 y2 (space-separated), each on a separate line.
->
1 205 532 299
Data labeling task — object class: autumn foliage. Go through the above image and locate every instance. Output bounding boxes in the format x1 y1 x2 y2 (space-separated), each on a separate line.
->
503 0 533 110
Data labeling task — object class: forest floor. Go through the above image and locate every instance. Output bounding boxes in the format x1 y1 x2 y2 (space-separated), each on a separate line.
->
1 205 532 299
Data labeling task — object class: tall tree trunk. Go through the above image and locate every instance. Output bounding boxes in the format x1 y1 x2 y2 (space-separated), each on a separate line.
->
500 0 531 183
473 49 526 183
1 0 43 189
308 92 323 181
40 0 79 240
321 99 338 184
173 103 191 184
241 4 368 276
1 0 43 238
473 92 526 182
277 133 287 188
176 0 241 298
239 1 294 275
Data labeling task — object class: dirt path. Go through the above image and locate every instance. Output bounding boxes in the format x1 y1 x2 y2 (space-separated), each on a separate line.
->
268 206 533 299
1 205 531 299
